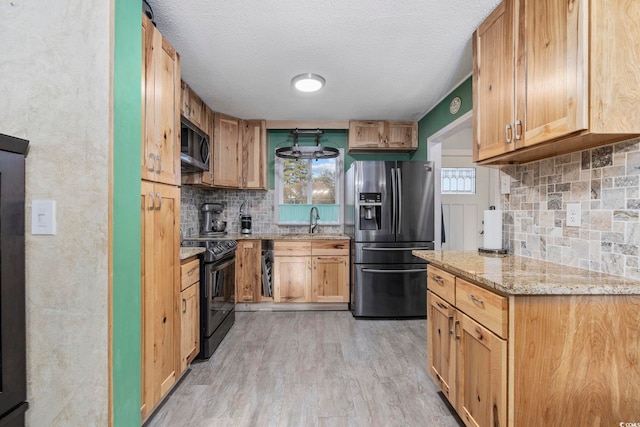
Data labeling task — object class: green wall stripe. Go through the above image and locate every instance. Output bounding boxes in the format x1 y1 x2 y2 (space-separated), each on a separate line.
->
113 2 142 425
417 76 472 144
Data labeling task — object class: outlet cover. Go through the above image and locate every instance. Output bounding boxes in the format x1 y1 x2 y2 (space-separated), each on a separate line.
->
500 175 510 195
566 203 581 227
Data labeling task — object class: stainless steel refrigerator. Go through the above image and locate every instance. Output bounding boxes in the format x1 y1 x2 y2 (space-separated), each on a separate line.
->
345 161 435 318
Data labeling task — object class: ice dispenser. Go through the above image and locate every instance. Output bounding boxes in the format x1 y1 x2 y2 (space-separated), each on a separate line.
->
359 192 382 230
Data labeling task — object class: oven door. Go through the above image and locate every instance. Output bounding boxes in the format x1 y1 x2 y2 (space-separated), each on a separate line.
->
201 256 235 337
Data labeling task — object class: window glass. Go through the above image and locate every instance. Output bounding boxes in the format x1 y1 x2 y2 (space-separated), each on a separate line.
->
441 167 476 195
276 152 343 224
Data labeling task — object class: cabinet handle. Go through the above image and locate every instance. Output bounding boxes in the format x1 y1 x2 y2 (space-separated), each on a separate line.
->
148 192 155 210
436 301 448 310
182 298 187 313
187 267 197 275
432 275 444 284
468 294 485 306
514 119 522 141
148 153 156 172
155 192 162 210
156 155 162 173
454 319 461 340
448 315 454 335
505 124 513 143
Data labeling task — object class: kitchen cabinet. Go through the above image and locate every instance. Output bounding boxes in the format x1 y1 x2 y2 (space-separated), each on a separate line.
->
212 113 242 188
180 80 207 133
273 240 349 303
142 15 180 186
179 257 200 373
235 240 264 302
241 120 267 189
140 181 180 420
426 265 507 427
348 120 417 152
473 0 640 165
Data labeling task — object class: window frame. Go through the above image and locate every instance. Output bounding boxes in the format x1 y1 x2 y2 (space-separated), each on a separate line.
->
274 149 344 225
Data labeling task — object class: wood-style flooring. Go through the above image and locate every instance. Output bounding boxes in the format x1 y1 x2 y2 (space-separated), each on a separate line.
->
146 311 462 427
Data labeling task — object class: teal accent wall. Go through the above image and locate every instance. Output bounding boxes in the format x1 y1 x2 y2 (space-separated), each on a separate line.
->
113 1 142 425
417 76 472 144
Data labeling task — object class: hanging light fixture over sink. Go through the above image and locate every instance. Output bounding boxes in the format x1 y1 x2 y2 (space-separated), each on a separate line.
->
275 129 339 160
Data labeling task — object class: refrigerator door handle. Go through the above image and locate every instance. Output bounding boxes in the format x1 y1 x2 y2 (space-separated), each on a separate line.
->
391 167 397 233
396 167 402 233
362 247 433 251
362 268 427 274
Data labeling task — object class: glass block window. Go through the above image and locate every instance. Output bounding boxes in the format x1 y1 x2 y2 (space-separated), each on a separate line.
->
441 167 476 194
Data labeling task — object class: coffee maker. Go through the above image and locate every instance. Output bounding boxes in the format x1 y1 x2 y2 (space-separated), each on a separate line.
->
239 201 252 234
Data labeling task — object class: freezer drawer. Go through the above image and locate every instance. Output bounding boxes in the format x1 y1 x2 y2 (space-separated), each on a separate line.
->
352 263 427 318
354 241 433 264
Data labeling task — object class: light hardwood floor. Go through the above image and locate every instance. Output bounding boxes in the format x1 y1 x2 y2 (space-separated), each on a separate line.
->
146 311 462 427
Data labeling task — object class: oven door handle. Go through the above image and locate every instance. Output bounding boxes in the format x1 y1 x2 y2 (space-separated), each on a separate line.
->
361 268 427 274
207 256 235 271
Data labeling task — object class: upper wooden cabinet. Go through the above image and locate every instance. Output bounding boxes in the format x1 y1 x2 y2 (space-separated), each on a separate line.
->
473 0 640 164
242 120 267 190
212 113 242 188
142 16 180 185
348 120 417 152
180 81 207 133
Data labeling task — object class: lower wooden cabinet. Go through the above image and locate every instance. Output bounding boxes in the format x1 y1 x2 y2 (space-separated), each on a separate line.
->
272 240 349 303
141 181 180 420
179 257 200 373
235 240 263 302
426 265 507 427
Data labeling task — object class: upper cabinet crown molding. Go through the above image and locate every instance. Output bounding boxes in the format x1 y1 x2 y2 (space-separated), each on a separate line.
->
473 0 640 165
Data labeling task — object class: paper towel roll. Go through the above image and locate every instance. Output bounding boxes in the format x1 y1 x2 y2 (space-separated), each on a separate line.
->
483 210 503 250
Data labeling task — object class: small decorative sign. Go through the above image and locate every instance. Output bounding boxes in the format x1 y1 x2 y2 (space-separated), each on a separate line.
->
449 96 462 115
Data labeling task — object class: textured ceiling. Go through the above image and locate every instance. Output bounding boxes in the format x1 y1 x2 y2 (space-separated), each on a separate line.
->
150 0 501 121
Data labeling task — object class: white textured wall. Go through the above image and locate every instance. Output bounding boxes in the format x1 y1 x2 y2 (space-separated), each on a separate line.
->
0 1 111 425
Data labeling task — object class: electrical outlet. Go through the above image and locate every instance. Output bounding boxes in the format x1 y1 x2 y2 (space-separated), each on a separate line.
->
566 203 581 227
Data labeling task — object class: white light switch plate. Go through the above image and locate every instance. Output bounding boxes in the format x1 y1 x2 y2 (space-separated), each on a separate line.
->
500 175 510 195
32 200 57 235
566 203 581 227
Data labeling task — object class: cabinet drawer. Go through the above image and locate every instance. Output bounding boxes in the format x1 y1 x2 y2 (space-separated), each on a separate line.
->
274 240 312 256
180 258 200 291
311 240 349 256
455 278 508 338
427 265 456 304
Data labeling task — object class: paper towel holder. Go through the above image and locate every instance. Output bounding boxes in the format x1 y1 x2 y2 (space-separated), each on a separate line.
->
478 206 508 255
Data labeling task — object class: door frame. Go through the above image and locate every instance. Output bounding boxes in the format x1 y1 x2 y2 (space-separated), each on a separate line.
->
427 111 500 250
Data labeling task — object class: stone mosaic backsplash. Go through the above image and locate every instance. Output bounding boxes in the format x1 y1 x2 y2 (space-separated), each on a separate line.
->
500 137 640 280
180 187 342 237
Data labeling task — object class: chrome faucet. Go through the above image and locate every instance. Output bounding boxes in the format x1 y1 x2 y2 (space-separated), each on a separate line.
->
309 206 320 234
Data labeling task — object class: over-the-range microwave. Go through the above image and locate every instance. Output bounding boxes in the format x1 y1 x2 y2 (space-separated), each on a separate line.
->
180 116 210 172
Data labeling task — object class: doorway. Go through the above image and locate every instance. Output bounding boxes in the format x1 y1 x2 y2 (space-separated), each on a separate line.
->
427 111 498 251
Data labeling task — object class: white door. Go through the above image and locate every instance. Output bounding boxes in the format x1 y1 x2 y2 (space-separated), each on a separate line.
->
441 151 490 250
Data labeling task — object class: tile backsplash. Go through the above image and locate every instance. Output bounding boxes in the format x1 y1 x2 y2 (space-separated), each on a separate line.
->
180 187 342 236
500 137 640 280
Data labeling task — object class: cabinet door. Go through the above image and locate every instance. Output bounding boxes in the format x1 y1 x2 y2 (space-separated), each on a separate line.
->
517 0 588 147
312 256 349 303
141 182 180 418
456 311 507 427
273 257 311 303
235 240 262 302
213 113 241 188
180 283 199 373
348 120 384 149
141 16 156 183
242 120 266 189
384 121 417 150
427 292 456 406
473 0 516 161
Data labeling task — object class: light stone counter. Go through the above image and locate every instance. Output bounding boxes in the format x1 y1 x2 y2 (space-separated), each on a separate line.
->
183 233 350 242
180 247 206 260
413 250 640 295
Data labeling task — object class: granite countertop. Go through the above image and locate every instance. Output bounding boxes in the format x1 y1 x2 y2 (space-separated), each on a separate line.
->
183 232 350 242
412 250 640 296
180 247 206 260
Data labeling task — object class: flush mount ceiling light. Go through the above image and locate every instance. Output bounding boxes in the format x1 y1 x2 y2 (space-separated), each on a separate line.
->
275 129 339 160
291 73 326 92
